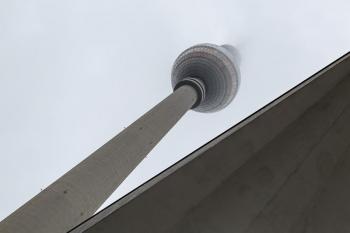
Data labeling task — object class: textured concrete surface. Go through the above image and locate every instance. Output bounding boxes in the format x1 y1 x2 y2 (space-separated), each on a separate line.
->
0 85 197 233
298 145 350 233
69 52 350 233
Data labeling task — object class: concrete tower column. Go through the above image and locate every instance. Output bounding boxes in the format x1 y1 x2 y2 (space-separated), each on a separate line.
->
0 43 240 233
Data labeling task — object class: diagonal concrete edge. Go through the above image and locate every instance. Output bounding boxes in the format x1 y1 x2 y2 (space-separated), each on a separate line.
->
70 51 350 233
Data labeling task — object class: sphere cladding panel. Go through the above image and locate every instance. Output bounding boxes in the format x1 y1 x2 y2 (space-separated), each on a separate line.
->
171 44 240 113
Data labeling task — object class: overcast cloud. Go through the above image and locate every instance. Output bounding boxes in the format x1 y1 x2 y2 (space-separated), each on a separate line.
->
0 0 349 220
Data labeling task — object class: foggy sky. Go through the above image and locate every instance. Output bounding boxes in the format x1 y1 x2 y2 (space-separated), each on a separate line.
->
0 0 349 220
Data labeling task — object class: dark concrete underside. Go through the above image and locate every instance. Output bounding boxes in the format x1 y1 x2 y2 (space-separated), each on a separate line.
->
70 52 350 233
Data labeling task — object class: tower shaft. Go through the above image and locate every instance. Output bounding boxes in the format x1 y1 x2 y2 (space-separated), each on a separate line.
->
0 85 198 233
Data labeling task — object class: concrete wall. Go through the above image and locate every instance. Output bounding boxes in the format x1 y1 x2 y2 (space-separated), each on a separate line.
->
170 73 350 233
70 52 350 233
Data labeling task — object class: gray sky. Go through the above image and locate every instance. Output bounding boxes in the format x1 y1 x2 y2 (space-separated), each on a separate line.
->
0 0 349 220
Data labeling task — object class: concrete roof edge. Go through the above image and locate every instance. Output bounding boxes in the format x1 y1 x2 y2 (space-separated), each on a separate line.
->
69 51 350 232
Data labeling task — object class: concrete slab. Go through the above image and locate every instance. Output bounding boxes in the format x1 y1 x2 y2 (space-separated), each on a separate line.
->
70 52 350 233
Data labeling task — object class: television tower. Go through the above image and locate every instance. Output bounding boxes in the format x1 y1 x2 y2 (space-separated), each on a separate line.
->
0 43 240 233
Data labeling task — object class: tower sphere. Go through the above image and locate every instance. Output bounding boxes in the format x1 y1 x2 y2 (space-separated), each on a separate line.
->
171 43 240 113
